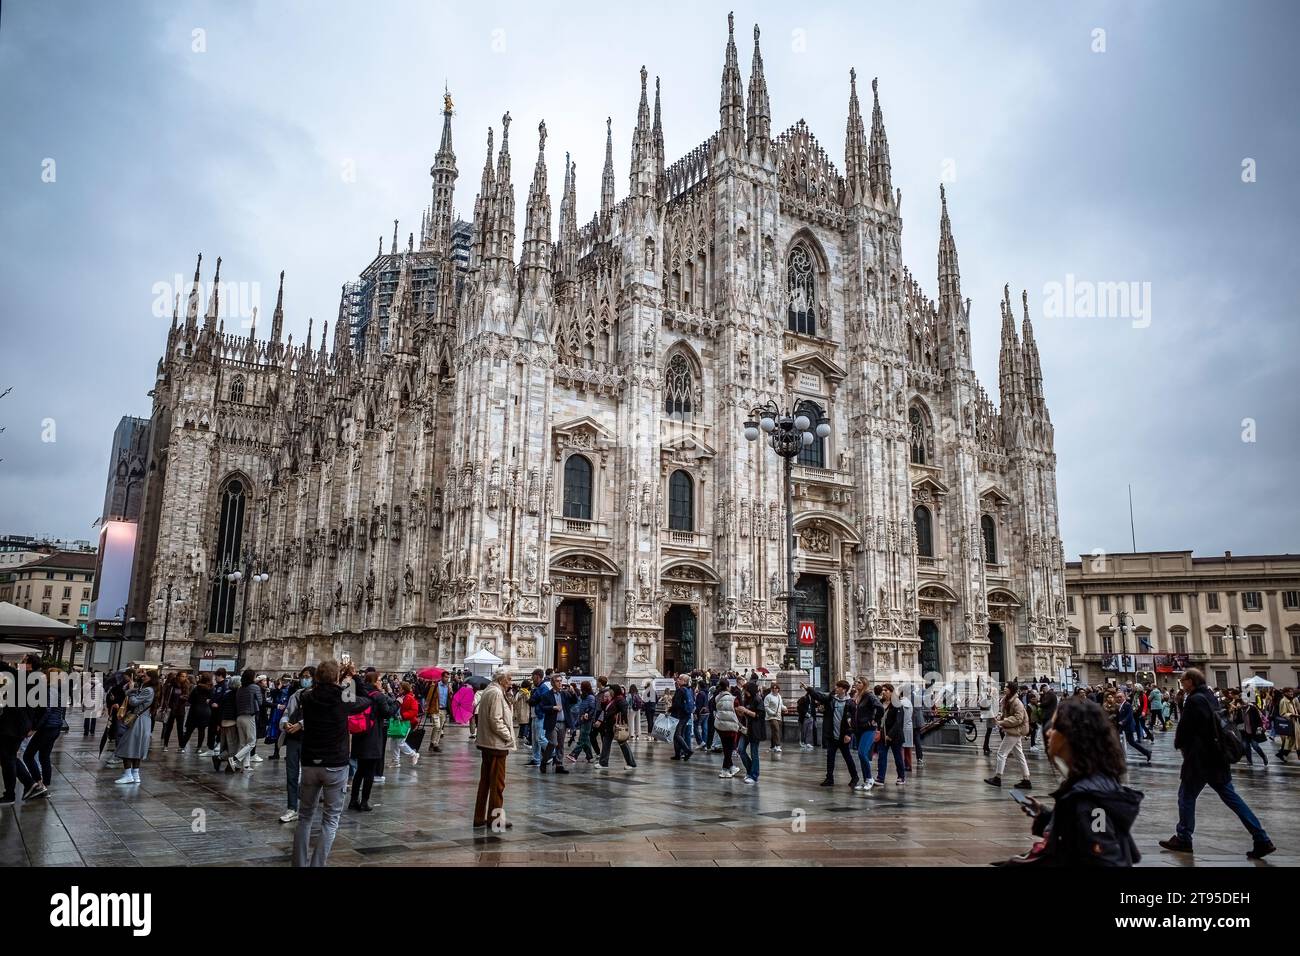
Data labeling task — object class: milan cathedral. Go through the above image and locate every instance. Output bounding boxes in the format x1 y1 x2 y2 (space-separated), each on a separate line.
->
132 14 1072 687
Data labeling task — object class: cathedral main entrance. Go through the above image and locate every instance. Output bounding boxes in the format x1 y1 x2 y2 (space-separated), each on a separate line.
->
662 604 697 676
919 619 941 683
988 622 1006 687
554 598 592 674
794 574 831 690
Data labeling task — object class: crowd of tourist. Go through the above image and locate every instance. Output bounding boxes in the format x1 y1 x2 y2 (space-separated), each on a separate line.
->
0 650 1291 867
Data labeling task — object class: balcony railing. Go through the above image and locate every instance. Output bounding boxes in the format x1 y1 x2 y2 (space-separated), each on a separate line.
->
550 515 610 539
663 529 709 549
791 464 854 487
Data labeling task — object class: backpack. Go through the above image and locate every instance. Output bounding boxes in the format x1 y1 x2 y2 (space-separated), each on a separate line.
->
348 697 375 735
1209 698 1245 764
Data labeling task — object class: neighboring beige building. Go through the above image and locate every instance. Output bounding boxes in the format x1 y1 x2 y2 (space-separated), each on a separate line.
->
1065 551 1300 691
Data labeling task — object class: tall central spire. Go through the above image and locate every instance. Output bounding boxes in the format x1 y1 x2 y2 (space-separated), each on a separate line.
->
719 12 744 150
427 86 458 254
745 24 770 154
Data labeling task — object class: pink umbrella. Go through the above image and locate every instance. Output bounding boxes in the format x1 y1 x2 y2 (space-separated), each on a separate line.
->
450 685 474 723
417 666 445 681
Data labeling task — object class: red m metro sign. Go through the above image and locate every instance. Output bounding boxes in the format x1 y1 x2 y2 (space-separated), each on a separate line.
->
798 620 816 645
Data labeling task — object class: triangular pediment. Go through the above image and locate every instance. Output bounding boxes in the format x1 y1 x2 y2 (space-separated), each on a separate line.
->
783 350 848 386
911 474 950 497
552 415 615 443
979 484 1012 508
660 432 716 463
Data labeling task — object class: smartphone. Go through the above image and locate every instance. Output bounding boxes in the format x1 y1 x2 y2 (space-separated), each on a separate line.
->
1009 788 1037 813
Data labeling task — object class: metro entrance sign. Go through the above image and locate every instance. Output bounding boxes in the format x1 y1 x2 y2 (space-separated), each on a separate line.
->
798 620 815 645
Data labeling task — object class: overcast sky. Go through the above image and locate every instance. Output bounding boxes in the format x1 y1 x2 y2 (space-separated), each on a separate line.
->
0 0 1296 561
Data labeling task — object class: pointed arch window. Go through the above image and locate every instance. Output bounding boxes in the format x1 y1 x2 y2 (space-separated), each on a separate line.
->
664 353 695 418
229 375 245 404
981 514 998 564
909 405 931 465
668 470 694 531
207 478 246 634
787 243 818 336
562 454 593 520
914 504 934 558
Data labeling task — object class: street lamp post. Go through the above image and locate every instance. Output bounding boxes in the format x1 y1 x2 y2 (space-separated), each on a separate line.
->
1109 609 1136 678
154 574 184 669
219 548 268 670
744 398 831 675
1226 624 1245 690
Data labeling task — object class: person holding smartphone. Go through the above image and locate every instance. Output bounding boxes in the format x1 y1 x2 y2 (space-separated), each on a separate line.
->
995 697 1142 866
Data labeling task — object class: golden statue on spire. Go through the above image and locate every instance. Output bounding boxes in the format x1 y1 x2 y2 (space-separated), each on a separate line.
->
443 83 453 115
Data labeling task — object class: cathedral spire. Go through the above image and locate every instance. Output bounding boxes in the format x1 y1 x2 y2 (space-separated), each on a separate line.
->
745 24 770 155
521 120 552 280
998 283 1026 422
490 111 516 264
600 117 615 218
184 253 202 331
333 284 351 356
844 69 869 203
653 76 665 188
630 66 655 200
937 184 961 313
557 151 578 280
1021 289 1046 414
471 125 496 270
270 270 285 344
719 12 745 151
203 256 222 331
868 77 893 202
427 86 458 254
390 219 399 255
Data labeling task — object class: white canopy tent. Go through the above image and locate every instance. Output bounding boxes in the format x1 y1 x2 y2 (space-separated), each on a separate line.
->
1241 675 1274 698
463 646 504 678
0 601 78 642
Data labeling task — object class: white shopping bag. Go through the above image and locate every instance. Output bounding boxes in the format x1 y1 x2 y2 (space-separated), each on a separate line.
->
652 713 677 743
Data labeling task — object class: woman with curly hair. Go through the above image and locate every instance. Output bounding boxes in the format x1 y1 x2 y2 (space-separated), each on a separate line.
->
995 696 1143 866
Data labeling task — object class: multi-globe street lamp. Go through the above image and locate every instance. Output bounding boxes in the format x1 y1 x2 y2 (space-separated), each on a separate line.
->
744 398 831 672
154 574 185 669
1109 608 1137 677
217 548 268 668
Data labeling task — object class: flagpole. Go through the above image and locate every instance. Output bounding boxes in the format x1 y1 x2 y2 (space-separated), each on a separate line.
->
1128 484 1137 552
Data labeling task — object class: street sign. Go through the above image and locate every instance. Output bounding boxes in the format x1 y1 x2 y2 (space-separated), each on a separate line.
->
798 620 815 645
201 649 214 659
799 648 814 669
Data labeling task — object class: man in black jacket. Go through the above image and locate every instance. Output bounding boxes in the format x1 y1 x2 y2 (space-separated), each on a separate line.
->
291 659 373 866
1158 668 1276 860
807 680 859 789
0 657 39 806
669 674 694 761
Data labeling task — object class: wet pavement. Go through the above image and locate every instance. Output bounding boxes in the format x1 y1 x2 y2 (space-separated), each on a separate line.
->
2 722 1295 866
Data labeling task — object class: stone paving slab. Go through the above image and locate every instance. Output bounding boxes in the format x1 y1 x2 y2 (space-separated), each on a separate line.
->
1 725 1296 866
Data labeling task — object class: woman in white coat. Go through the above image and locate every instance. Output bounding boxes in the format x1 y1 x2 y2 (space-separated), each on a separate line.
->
899 687 915 770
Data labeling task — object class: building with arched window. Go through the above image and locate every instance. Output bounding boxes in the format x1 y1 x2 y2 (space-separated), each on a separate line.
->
126 16 1069 690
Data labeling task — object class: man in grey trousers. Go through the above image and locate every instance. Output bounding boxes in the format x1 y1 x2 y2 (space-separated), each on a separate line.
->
289 659 372 867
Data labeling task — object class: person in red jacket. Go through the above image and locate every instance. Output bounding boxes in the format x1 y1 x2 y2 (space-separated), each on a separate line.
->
388 681 421 768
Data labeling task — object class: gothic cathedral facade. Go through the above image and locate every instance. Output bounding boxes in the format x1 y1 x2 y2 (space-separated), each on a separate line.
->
133 16 1071 687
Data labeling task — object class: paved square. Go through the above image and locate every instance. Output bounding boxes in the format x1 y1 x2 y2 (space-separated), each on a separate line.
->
2 725 1295 866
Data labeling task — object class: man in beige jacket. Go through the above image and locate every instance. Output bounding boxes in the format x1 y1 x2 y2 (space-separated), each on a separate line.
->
984 681 1032 790
474 667 517 830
